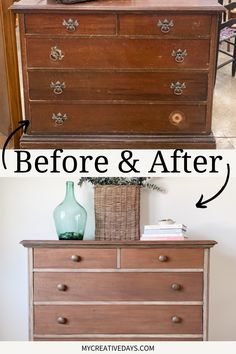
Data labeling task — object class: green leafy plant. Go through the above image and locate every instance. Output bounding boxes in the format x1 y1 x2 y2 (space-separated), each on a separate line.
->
78 177 161 191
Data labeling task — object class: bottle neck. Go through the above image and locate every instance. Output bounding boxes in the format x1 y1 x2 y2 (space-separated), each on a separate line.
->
64 181 76 202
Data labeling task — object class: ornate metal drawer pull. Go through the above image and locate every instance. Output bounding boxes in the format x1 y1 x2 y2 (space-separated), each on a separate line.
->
63 18 79 32
170 82 186 96
52 113 68 126
157 19 174 33
50 46 65 61
50 81 66 95
171 49 187 63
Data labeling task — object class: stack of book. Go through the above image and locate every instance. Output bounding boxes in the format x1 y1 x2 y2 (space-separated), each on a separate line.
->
141 222 187 241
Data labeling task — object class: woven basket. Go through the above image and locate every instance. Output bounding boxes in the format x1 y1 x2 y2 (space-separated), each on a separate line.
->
94 185 140 241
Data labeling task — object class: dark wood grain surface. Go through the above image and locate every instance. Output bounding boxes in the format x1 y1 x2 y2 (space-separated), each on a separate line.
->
11 0 223 13
28 71 208 101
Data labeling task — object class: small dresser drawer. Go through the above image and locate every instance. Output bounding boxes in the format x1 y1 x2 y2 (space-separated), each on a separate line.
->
28 71 208 101
34 272 203 302
119 14 211 37
29 103 207 134
24 14 116 35
26 38 210 69
121 248 204 269
34 305 202 334
33 248 116 269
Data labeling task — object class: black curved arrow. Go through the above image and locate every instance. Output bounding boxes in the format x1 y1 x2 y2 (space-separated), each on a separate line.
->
2 120 30 170
196 163 230 209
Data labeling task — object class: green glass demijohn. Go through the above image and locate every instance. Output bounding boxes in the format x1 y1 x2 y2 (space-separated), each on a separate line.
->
53 181 87 240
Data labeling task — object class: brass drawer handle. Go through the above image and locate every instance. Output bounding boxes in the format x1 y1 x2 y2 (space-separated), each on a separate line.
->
50 46 65 61
171 315 182 324
71 254 81 262
57 284 67 291
52 113 68 126
50 81 66 95
57 316 67 324
170 82 186 96
172 49 187 63
63 18 79 32
171 283 182 291
157 19 174 33
158 255 168 262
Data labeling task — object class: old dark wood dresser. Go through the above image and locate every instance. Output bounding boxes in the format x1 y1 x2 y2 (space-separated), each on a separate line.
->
12 0 223 149
21 240 216 341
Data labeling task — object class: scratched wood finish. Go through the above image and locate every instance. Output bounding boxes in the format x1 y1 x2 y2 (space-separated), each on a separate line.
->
119 14 211 36
29 103 207 134
25 13 116 35
26 38 210 69
34 272 203 301
121 248 204 269
34 305 203 335
11 0 223 148
28 71 208 101
11 0 224 13
33 248 116 269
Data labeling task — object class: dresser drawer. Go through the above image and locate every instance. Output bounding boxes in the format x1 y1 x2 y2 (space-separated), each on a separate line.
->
119 14 211 37
121 248 204 269
28 71 208 101
33 248 116 269
34 272 203 302
34 305 202 334
26 38 210 69
29 103 207 134
24 14 116 35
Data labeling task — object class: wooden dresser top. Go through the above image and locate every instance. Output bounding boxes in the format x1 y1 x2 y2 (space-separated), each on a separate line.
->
11 0 223 13
21 240 217 248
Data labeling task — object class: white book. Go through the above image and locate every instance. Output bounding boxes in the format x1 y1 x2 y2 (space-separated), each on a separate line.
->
140 236 188 241
141 233 187 238
144 224 187 230
144 229 186 235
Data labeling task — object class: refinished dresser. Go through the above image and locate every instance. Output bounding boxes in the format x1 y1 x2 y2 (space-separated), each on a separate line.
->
11 0 223 149
21 240 216 341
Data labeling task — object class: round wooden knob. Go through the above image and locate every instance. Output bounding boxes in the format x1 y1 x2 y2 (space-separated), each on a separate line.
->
57 284 67 291
158 255 168 262
171 283 182 291
171 315 182 323
71 255 81 262
169 111 185 126
57 317 67 324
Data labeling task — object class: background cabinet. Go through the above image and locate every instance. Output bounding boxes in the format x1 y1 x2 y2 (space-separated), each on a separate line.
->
0 0 22 148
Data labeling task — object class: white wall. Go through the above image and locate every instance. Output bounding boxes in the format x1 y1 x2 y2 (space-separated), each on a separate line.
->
0 176 236 341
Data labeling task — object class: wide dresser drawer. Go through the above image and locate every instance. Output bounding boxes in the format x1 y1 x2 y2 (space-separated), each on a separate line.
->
34 305 203 334
33 248 116 269
29 103 207 134
34 272 203 301
28 71 208 101
24 14 116 35
121 248 204 268
26 38 210 69
119 14 211 37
